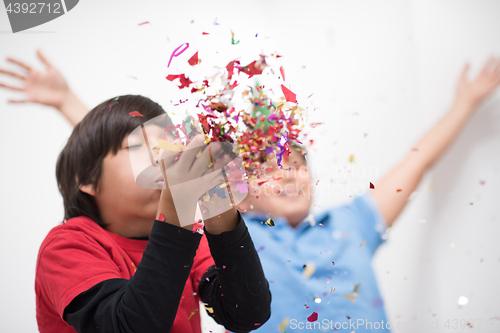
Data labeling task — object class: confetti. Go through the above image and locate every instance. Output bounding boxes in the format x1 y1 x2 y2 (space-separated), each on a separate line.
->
369 182 375 189
278 317 289 332
281 84 297 103
332 261 335 265
265 218 275 226
129 111 143 117
168 42 189 68
138 21 150 26
307 312 318 322
345 293 356 302
302 262 316 279
279 66 285 81
397 189 402 192
158 213 165 222
188 51 199 66
155 138 186 152
349 155 354 163
331 287 335 293
359 240 366 247
204 305 214 313
231 30 240 45
188 308 198 320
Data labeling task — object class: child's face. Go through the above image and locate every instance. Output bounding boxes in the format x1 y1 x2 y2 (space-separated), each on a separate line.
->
243 148 312 227
89 125 165 238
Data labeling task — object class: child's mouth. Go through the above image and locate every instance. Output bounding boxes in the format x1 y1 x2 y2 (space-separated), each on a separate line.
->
156 176 165 188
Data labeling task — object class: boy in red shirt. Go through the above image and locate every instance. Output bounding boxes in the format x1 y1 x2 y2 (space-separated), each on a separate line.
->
34 94 271 333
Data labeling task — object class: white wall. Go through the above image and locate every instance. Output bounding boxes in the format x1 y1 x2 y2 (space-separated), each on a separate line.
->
0 1 499 332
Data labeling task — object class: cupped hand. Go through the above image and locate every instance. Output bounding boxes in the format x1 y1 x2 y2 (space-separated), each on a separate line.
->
0 49 69 108
456 56 500 107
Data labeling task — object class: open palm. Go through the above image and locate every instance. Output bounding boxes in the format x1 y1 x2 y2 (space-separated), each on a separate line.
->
457 56 500 107
0 50 69 108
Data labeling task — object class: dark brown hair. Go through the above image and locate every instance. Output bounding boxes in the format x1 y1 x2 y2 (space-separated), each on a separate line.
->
56 95 172 226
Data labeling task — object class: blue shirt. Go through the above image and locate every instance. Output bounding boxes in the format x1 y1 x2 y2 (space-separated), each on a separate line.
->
242 192 390 332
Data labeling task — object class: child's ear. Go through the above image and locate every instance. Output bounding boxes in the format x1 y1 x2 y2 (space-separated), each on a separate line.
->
76 176 96 196
79 184 96 196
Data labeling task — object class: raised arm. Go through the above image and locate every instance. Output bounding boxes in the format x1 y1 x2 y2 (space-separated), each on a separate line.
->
0 49 89 126
371 56 500 228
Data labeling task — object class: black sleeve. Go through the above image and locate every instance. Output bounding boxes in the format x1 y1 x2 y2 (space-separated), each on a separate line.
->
64 220 203 333
198 211 272 332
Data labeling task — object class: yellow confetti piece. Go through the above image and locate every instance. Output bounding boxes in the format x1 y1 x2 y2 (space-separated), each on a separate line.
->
302 262 316 279
188 308 198 320
359 240 366 247
265 218 275 227
278 317 290 332
156 138 186 152
203 192 211 202
349 155 355 163
344 293 357 302
204 305 214 314
331 287 336 293
131 261 137 273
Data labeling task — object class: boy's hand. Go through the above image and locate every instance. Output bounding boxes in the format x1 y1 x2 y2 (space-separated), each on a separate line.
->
0 50 88 126
156 135 239 229
456 56 500 108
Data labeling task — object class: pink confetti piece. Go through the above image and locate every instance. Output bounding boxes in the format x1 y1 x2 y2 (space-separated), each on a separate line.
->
280 66 285 81
138 21 150 26
168 43 189 68
222 265 226 269
158 213 165 222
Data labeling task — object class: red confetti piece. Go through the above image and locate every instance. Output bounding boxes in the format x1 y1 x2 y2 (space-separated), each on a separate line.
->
167 42 189 68
166 74 193 89
240 61 264 77
188 52 199 66
158 213 165 221
332 261 335 265
138 21 150 26
129 111 143 117
370 182 375 189
310 122 323 128
280 66 285 81
226 61 235 80
307 312 318 322
281 84 297 103
202 32 210 35
347 315 350 319
397 189 402 192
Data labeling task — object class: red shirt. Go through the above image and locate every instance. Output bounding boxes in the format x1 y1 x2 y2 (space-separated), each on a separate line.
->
35 216 214 333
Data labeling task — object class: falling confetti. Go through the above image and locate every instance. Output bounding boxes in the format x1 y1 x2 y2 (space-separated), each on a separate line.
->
302 262 316 279
278 317 289 332
349 155 354 163
158 213 165 222
307 312 318 322
188 52 200 66
359 240 366 247
231 30 240 44
129 111 143 117
138 21 150 26
167 42 189 68
265 218 275 227
331 287 336 293
369 182 375 189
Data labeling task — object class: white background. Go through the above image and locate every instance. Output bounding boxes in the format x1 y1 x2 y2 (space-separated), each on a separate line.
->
1 1 499 332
